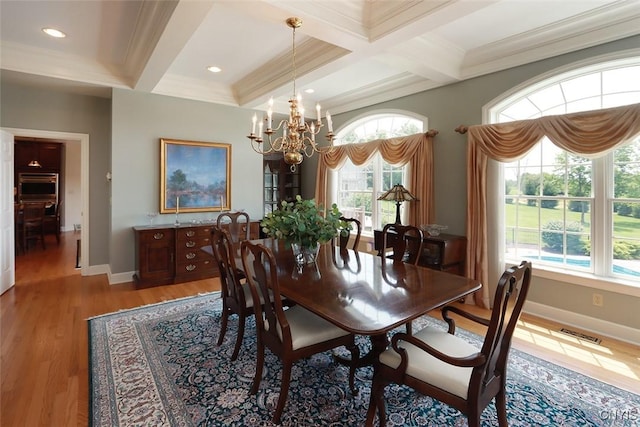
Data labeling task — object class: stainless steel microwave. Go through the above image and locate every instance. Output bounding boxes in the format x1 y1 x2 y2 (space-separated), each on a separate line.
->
18 173 59 204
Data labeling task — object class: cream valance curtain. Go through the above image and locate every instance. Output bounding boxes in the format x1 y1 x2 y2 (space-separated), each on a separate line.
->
314 132 435 226
466 103 640 308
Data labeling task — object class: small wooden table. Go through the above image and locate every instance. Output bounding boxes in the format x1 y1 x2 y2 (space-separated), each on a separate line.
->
234 239 482 365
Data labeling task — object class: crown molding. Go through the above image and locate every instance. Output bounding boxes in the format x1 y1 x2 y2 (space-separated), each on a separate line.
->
234 38 350 108
0 41 128 88
461 1 640 79
152 74 238 107
322 73 441 115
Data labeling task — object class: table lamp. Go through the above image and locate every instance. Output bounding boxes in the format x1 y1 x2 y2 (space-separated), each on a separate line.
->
377 184 417 225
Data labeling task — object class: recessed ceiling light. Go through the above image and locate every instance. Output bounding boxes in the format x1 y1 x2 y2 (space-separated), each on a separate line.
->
207 66 222 73
42 28 66 38
305 88 315 94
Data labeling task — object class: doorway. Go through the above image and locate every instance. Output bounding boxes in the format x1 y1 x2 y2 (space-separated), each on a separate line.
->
3 127 89 277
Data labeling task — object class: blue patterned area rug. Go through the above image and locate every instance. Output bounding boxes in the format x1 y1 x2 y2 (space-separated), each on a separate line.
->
89 292 639 426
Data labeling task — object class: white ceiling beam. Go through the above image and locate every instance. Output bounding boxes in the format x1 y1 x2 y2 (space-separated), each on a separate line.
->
129 0 215 92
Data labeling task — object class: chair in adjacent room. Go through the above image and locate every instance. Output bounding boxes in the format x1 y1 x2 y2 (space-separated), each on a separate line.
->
336 216 362 252
217 211 250 248
240 240 360 425
22 202 47 251
210 227 260 361
365 261 533 427
44 200 62 245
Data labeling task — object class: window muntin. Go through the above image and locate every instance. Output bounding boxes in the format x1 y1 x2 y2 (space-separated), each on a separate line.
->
335 114 423 234
497 61 640 283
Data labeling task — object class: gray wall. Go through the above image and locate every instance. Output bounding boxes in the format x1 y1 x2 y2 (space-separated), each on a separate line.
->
1 34 638 331
321 35 640 330
110 89 263 274
0 80 112 266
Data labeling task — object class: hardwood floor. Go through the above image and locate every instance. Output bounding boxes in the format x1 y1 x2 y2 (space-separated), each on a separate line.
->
1 232 638 426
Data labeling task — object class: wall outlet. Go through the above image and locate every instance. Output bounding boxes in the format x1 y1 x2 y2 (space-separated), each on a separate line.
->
592 293 604 307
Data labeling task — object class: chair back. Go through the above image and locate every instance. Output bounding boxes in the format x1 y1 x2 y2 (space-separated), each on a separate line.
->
241 241 290 349
381 223 424 265
217 211 250 245
473 261 532 394
22 202 46 225
210 227 246 306
337 216 362 252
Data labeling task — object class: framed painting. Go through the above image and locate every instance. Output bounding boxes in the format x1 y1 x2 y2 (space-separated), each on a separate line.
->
160 138 231 213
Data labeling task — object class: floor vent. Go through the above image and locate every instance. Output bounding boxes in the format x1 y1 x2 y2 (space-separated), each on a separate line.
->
560 328 601 344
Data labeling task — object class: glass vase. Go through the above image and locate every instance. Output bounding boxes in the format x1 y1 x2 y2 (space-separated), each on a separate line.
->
291 242 321 266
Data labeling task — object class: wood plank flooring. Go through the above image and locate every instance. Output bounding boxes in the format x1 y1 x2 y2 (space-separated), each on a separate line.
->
1 232 638 426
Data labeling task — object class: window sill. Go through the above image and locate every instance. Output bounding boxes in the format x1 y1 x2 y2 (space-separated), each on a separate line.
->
508 260 640 297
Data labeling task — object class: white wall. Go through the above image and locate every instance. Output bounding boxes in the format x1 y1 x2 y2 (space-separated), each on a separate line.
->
63 140 82 231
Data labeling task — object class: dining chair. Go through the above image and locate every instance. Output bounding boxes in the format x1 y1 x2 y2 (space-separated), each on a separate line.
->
240 240 360 424
382 223 424 334
217 211 250 247
22 202 47 251
365 261 533 427
337 216 362 252
44 200 62 245
381 223 424 265
210 227 260 361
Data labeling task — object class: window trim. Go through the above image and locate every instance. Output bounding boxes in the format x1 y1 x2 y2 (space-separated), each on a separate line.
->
331 109 427 234
484 51 640 296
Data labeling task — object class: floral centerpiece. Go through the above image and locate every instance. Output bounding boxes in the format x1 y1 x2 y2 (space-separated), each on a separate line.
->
261 196 351 264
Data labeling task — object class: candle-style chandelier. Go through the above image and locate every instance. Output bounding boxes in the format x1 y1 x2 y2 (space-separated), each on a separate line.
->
247 17 335 171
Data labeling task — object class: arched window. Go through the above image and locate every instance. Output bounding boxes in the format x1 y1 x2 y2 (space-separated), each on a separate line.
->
333 112 424 234
490 56 640 284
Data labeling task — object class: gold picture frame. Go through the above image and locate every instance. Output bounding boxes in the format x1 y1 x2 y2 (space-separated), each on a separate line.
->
160 138 231 213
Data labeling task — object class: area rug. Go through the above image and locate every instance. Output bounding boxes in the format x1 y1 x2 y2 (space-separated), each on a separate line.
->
89 292 640 426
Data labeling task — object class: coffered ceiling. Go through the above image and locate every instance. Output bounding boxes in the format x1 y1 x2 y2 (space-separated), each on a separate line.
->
1 0 638 115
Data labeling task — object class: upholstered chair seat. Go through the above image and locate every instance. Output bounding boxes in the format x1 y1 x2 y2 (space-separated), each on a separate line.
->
378 326 478 399
275 305 351 350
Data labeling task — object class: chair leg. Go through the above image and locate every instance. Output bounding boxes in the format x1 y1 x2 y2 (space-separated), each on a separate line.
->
230 312 246 361
496 389 508 427
217 304 229 346
365 376 386 427
347 341 360 395
467 409 481 427
273 361 292 425
250 342 264 395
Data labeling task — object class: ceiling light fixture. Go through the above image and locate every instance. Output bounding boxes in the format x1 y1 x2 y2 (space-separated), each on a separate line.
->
42 28 66 38
247 17 334 171
207 66 221 73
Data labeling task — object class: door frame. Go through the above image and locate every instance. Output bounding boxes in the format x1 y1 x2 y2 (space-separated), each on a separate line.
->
2 127 89 276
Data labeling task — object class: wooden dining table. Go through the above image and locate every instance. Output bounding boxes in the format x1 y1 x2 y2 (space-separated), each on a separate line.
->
212 238 482 366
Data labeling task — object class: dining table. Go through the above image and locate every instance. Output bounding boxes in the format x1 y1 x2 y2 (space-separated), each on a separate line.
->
207 238 482 366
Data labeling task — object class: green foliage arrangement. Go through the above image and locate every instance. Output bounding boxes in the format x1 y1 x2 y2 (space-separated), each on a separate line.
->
261 196 351 248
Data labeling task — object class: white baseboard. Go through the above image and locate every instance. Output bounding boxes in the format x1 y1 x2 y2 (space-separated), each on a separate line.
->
87 264 109 276
525 301 640 347
109 270 136 284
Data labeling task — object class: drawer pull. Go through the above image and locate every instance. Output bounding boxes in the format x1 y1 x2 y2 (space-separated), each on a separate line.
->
185 230 196 237
185 252 196 259
185 264 197 272
153 232 164 240
185 241 196 248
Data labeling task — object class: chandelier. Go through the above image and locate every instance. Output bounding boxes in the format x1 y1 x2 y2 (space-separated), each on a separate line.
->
247 17 335 171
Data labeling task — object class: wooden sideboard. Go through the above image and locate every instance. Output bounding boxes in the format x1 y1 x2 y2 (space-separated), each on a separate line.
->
133 221 260 288
373 229 467 276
